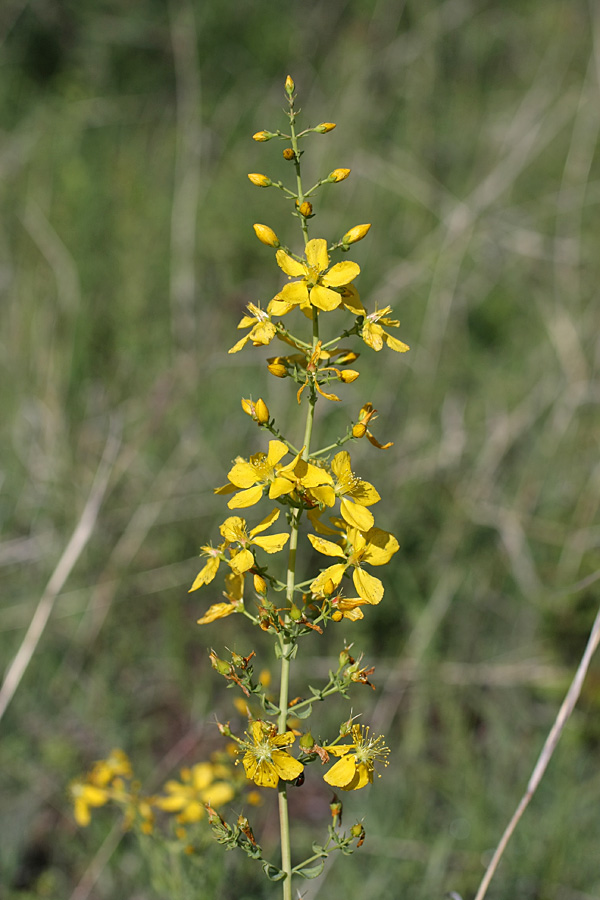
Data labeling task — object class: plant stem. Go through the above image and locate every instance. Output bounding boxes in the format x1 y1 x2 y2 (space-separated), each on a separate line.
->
276 88 321 900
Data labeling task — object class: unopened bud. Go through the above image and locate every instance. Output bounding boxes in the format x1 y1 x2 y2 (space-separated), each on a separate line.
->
335 350 359 364
209 651 231 677
253 574 267 595
283 148 295 161
342 223 371 245
252 130 274 142
351 823 366 846
352 422 367 439
299 201 313 217
299 731 314 750
328 168 351 183
253 223 280 247
247 173 272 187
331 610 343 622
285 75 295 95
289 603 302 622
267 362 287 378
255 398 269 424
339 647 351 666
330 796 343 820
315 122 336 133
339 369 359 383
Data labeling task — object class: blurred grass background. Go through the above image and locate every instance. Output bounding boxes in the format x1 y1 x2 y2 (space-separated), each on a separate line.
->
1 0 600 898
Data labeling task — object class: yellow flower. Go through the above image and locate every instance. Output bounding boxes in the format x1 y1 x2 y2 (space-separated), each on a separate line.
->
71 781 110 826
272 239 360 314
219 510 290 575
352 402 394 449
225 440 289 509
241 720 304 788
70 749 133 826
361 306 409 353
154 763 235 823
269 447 333 501
323 725 389 791
229 303 277 354
308 524 399 604
310 450 380 531
189 541 227 591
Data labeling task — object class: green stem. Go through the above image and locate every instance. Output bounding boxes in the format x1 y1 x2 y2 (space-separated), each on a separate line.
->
276 90 321 900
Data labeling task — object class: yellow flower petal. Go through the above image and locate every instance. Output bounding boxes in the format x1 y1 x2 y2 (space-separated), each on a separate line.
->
272 750 304 781
352 567 384 604
340 498 374 531
227 485 264 509
276 250 306 278
252 532 290 554
309 283 342 311
322 260 360 287
384 333 410 352
229 548 254 574
197 602 239 624
249 508 280 536
362 528 400 565
189 556 220 591
323 754 357 787
305 238 329 272
307 534 346 558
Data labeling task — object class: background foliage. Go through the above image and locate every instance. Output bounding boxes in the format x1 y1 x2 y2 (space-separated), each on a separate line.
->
2 1 599 898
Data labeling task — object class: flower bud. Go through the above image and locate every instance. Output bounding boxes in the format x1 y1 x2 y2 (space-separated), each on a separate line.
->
330 796 343 820
241 397 269 423
328 168 351 183
351 823 366 846
253 223 280 247
342 223 371 245
315 122 336 133
216 721 232 737
339 369 359 383
209 651 231 677
299 201 313 217
255 397 269 424
252 130 274 142
253 574 267 595
352 422 367 438
247 173 272 187
335 350 359 364
282 148 295 161
331 610 343 622
267 362 287 378
299 732 314 750
289 603 302 621
285 75 295 95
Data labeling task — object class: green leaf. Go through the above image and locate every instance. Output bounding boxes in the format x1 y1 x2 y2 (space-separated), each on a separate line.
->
294 703 312 719
262 861 286 882
296 860 325 879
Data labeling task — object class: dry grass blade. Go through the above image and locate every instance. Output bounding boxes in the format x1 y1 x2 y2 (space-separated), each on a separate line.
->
0 422 121 723
472 601 600 900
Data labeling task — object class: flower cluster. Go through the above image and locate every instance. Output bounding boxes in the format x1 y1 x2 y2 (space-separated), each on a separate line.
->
72 76 408 900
